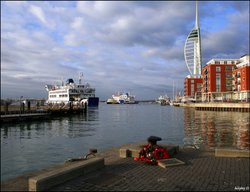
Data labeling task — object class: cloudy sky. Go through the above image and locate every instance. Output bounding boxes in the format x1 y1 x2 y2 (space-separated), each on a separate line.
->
1 1 249 100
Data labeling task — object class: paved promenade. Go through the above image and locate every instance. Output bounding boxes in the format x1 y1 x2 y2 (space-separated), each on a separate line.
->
1 146 249 191
54 146 249 191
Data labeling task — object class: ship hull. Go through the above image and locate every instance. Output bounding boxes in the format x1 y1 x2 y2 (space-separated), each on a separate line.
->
88 97 99 107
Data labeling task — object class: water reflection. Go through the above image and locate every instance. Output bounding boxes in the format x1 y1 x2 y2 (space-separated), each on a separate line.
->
238 120 249 150
1 108 100 140
1 108 100 181
183 108 249 150
1 104 248 182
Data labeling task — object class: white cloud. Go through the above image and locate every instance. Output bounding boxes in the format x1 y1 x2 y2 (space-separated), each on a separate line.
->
29 5 47 25
64 33 81 46
1 1 249 100
71 17 84 30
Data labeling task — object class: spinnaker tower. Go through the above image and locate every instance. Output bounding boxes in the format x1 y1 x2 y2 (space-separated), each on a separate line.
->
184 1 202 77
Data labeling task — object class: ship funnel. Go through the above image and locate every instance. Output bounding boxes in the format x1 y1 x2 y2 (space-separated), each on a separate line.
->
66 79 74 85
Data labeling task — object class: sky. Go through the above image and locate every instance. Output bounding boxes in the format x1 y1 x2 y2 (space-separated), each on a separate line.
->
1 1 249 101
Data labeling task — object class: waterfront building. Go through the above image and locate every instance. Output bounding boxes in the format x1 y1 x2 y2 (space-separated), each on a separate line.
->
201 55 250 102
232 55 250 101
201 59 237 102
183 1 249 103
184 76 203 101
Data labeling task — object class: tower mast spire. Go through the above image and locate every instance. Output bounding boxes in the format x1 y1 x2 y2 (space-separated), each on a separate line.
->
184 0 202 77
195 1 199 29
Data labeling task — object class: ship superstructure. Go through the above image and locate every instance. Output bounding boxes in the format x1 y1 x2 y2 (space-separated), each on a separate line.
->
45 73 99 107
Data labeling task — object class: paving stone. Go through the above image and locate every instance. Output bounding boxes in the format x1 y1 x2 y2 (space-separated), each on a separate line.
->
1 146 249 192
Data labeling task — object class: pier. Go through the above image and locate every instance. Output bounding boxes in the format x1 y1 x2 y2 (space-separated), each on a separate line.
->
179 102 250 112
0 103 88 123
0 112 50 123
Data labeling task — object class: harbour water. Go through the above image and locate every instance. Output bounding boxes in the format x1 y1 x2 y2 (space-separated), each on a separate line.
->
1 103 249 181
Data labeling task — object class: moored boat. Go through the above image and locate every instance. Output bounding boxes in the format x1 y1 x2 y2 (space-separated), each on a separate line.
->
45 73 99 107
156 95 170 105
106 92 138 104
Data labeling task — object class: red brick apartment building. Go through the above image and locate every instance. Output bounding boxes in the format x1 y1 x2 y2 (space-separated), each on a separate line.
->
202 59 236 102
232 55 250 100
184 76 202 101
184 55 250 102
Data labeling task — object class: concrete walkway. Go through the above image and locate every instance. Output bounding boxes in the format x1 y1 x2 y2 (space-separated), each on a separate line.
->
49 147 249 191
1 146 249 191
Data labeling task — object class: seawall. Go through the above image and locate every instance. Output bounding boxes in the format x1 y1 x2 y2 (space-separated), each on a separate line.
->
179 102 250 112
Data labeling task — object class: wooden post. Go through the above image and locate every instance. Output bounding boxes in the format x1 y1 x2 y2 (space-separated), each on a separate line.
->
69 102 72 111
27 101 31 111
4 102 8 114
84 102 87 113
22 102 25 112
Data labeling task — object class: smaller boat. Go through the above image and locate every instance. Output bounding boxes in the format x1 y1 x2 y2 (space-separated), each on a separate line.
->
156 95 170 105
106 92 138 104
106 98 119 104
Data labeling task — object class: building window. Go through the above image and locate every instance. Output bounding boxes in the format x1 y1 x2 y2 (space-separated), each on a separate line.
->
226 66 232 70
216 66 221 72
237 85 241 92
191 84 194 96
197 83 202 92
226 74 232 78
216 73 221 92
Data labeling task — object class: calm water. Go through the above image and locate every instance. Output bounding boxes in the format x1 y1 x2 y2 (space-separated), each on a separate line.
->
1 103 249 181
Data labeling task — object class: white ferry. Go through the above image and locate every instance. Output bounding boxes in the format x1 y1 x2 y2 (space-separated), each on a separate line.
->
106 92 138 104
45 74 99 107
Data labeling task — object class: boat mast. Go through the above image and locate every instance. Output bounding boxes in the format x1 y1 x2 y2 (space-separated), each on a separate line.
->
173 80 175 101
79 72 83 85
176 81 178 100
61 77 64 86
